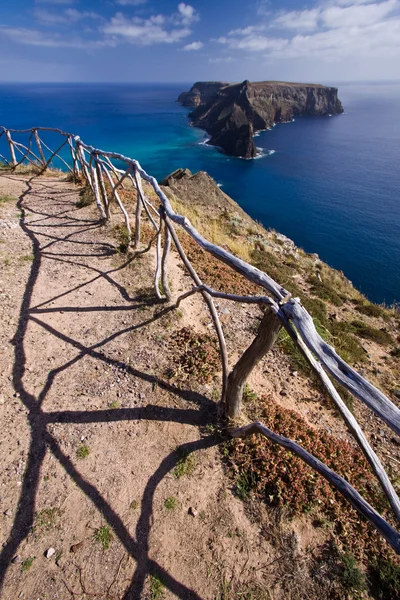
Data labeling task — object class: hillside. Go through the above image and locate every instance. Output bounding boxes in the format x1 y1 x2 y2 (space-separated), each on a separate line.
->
0 166 400 599
178 80 343 158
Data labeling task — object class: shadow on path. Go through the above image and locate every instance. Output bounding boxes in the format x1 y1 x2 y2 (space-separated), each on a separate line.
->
0 173 221 599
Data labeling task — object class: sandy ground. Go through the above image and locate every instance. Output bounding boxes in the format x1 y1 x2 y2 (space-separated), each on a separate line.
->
0 173 282 600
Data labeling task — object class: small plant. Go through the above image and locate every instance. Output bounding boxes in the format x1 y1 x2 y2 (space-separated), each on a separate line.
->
174 448 196 479
0 194 16 204
341 552 367 592
19 254 34 263
109 400 120 409
164 496 178 510
76 185 94 208
33 507 60 535
130 500 139 510
243 383 258 403
76 444 90 460
150 575 164 599
94 525 113 550
113 223 131 253
370 558 400 599
21 556 35 572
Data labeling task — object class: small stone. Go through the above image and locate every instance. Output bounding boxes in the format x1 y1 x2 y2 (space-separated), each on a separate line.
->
380 430 386 437
138 393 144 400
45 547 56 559
11 555 21 564
280 390 288 397
70 541 85 553
4 509 12 517
0 396 5 405
188 507 197 517
291 371 298 377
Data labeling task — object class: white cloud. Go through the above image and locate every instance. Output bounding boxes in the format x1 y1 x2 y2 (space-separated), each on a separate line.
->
0 26 111 48
177 3 199 25
103 12 191 45
322 0 397 28
216 0 400 63
183 40 203 50
271 9 320 31
34 8 100 25
116 0 147 5
209 56 235 63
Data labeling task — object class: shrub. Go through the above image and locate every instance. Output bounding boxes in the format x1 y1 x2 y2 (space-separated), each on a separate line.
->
349 320 393 345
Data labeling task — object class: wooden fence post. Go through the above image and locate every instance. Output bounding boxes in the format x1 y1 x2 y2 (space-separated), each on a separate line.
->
5 130 17 166
226 307 281 419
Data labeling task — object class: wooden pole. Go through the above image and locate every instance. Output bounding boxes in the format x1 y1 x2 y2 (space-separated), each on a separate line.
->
34 129 46 166
165 216 229 404
5 130 17 166
230 421 400 555
161 216 172 301
226 308 281 419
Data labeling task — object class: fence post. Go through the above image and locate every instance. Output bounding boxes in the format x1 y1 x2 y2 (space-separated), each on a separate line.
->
5 130 17 166
226 307 281 418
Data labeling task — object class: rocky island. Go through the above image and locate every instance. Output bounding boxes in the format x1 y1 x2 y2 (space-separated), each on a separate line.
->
178 80 344 158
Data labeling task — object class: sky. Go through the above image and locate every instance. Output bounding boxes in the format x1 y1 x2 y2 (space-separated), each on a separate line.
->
0 0 399 83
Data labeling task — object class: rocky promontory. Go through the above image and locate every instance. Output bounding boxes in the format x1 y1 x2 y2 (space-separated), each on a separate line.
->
178 80 344 158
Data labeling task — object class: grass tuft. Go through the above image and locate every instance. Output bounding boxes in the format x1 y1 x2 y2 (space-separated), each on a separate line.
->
76 444 90 460
94 525 113 550
164 496 178 510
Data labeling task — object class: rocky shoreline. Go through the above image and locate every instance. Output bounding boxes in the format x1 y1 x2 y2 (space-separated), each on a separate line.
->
178 80 343 159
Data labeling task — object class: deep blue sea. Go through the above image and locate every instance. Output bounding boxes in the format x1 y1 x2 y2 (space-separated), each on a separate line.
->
1 82 399 305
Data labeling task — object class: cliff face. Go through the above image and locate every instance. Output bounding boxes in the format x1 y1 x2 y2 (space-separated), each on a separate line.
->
178 80 344 158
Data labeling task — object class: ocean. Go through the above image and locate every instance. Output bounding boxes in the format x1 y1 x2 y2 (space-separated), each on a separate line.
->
0 81 399 305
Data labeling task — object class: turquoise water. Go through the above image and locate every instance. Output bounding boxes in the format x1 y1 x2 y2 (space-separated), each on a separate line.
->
1 82 399 304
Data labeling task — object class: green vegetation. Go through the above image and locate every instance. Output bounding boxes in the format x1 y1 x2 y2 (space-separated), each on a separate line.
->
21 557 35 572
340 552 367 593
174 447 196 479
109 400 120 409
19 254 34 263
76 444 90 460
370 558 400 599
164 496 178 510
113 223 131 253
349 319 393 345
307 274 344 306
243 383 258 403
150 575 164 599
0 194 16 204
76 185 94 208
94 525 113 550
130 500 139 510
33 507 60 536
168 327 220 384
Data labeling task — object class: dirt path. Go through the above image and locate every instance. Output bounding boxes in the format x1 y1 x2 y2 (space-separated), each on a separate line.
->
0 173 275 600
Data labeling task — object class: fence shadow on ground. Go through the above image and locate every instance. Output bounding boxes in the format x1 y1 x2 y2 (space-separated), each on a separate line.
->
0 173 219 599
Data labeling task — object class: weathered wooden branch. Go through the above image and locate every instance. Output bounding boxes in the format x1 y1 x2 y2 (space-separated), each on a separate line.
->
165 215 229 403
5 130 16 166
133 169 144 248
226 308 282 418
154 213 163 301
282 299 400 437
101 165 131 241
34 129 46 166
89 155 107 221
161 217 172 302
230 421 400 554
276 306 400 522
95 159 110 220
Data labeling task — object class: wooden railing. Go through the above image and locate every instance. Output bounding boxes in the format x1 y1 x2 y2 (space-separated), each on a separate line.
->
1 125 400 553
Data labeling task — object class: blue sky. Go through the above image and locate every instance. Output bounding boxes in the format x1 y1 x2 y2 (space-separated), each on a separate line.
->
1 0 399 82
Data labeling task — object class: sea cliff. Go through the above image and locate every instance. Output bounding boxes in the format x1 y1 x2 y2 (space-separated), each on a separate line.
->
178 80 343 158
